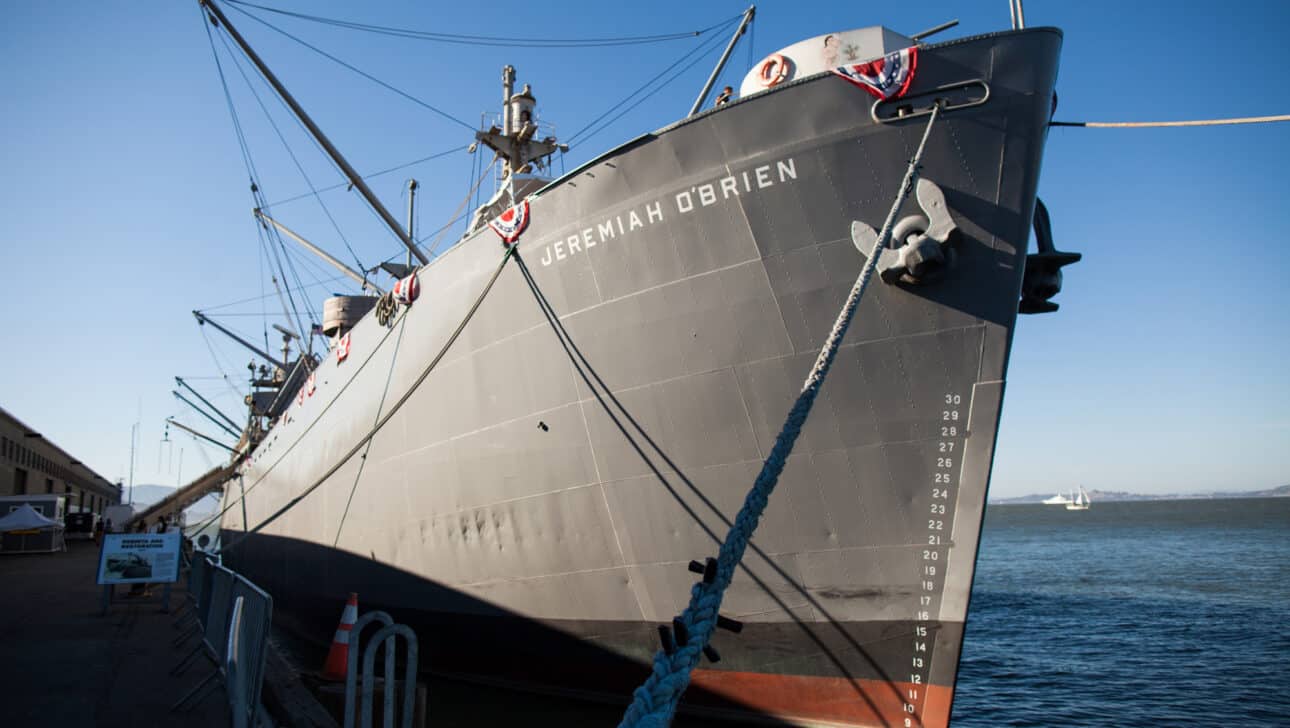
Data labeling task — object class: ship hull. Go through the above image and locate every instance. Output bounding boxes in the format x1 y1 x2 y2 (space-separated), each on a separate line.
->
220 27 1063 727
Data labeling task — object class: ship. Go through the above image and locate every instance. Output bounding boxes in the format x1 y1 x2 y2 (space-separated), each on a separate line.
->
195 1 1079 725
1065 486 1092 511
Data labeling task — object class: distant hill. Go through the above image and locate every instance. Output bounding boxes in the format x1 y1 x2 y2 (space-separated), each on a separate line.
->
991 484 1290 504
124 484 219 518
126 484 175 506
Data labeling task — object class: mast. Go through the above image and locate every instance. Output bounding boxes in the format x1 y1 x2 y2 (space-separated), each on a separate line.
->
200 0 428 266
128 422 137 506
272 324 297 366
688 6 756 116
406 179 418 269
475 66 566 179
1009 0 1027 30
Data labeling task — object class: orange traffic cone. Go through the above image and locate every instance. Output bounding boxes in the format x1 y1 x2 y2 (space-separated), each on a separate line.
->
321 592 359 680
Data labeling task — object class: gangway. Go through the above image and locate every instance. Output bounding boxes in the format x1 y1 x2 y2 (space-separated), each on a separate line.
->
128 463 238 529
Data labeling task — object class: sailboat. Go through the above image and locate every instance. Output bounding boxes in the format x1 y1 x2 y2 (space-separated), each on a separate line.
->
1065 486 1091 510
191 0 1081 725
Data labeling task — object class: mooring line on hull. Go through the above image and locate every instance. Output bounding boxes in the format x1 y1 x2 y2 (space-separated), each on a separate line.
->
215 245 517 553
333 313 412 547
189 305 412 537
618 104 944 728
513 253 901 717
1051 113 1290 128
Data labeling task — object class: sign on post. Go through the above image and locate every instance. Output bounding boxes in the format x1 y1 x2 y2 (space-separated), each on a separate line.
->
96 532 182 585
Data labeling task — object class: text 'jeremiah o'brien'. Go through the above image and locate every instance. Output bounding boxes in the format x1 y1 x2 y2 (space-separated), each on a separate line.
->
538 157 800 267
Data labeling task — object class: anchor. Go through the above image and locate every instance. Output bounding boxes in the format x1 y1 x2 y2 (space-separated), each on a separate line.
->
1019 198 1081 314
850 178 959 285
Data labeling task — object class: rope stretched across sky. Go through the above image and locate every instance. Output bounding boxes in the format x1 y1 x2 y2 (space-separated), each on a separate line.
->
223 0 745 48
1052 114 1290 128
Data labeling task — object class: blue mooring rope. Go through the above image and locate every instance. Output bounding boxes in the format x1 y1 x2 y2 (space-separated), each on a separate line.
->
617 103 942 728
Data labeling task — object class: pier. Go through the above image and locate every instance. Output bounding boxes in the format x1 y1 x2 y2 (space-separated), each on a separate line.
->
0 541 229 727
0 537 735 727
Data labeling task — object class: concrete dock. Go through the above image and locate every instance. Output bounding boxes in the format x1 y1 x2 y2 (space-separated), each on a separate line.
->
0 540 758 726
0 540 229 727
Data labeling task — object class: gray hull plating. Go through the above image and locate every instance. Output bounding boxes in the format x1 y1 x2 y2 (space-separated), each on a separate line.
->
221 28 1062 727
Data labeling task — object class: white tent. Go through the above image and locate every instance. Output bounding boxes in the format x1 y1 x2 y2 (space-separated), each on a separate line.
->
0 503 65 553
0 503 60 532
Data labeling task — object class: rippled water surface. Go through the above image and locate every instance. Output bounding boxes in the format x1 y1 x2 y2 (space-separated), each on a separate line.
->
950 498 1290 727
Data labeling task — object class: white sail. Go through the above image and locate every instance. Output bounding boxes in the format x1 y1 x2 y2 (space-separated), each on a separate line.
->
1066 485 1091 510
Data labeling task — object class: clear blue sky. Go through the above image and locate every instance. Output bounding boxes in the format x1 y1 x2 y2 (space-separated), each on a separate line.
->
1 0 1286 498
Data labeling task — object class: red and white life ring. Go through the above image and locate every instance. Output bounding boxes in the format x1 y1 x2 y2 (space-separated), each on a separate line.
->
758 53 791 87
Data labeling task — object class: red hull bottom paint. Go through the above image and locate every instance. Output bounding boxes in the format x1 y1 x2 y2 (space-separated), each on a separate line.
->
689 670 953 728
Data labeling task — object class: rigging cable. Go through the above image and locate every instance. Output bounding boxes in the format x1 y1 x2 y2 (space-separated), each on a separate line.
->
205 8 320 344
202 6 262 198
426 153 499 256
252 203 314 345
264 145 466 208
570 23 737 148
197 325 251 401
195 245 518 547
197 271 351 313
213 26 368 280
566 14 741 146
366 151 498 270
258 189 268 350
223 0 742 49
204 0 287 349
223 1 475 131
468 130 483 224
278 234 362 300
331 309 412 547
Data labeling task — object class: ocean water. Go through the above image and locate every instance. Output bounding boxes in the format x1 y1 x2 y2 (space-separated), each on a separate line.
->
950 498 1290 727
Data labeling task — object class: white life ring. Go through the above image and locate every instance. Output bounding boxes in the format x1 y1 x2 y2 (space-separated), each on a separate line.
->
758 53 791 88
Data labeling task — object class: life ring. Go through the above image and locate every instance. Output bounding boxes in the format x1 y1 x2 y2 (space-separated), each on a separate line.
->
758 53 790 88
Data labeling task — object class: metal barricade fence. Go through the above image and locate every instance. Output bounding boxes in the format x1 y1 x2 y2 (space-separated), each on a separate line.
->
172 547 196 621
226 573 274 728
196 555 216 629
171 564 236 711
204 565 237 664
173 551 215 645
172 553 221 668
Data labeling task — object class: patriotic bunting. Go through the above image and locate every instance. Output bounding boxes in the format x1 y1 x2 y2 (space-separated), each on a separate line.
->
336 332 352 363
832 46 918 100
488 199 531 245
393 274 420 305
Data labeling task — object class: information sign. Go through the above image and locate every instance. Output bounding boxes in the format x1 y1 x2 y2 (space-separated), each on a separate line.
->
96 531 181 585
